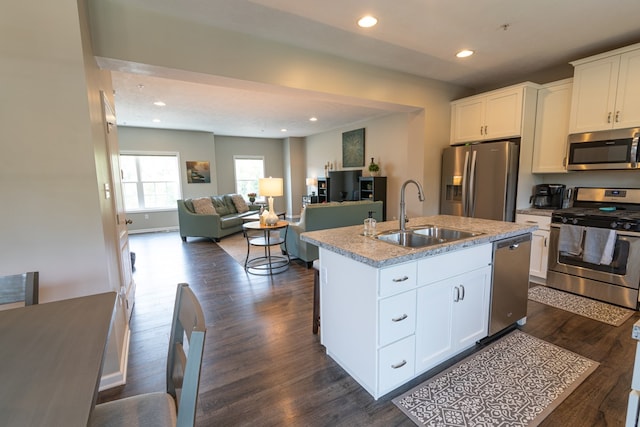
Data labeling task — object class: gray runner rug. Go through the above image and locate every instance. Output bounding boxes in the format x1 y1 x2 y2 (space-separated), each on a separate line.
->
528 285 634 326
393 330 598 427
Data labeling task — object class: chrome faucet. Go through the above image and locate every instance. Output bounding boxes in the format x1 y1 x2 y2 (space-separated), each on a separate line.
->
399 180 425 232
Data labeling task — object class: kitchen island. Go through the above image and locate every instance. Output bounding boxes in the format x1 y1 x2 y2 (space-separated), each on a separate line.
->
301 215 536 399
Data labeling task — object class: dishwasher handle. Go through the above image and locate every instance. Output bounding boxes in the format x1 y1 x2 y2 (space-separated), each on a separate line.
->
494 233 531 250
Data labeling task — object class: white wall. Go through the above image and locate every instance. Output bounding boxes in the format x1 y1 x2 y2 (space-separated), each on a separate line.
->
1 0 126 383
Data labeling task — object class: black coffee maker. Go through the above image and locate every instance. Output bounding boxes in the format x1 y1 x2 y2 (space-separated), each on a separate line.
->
530 184 565 209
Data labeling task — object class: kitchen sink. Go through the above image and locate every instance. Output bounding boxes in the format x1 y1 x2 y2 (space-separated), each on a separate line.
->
410 225 481 241
375 226 482 248
376 230 445 248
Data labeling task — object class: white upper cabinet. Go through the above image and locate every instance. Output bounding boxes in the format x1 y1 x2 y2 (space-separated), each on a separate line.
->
532 79 572 174
450 83 539 145
569 44 640 133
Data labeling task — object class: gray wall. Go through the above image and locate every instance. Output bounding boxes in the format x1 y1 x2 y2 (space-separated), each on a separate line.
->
119 128 287 231
118 126 216 232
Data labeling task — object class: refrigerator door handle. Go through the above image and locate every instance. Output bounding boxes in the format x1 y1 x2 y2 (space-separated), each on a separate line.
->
468 150 477 217
461 151 470 216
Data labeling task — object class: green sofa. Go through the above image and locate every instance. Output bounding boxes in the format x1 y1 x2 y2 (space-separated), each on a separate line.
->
177 195 259 242
283 200 383 267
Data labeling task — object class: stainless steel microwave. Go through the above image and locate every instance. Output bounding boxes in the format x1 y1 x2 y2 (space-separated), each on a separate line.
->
567 128 640 170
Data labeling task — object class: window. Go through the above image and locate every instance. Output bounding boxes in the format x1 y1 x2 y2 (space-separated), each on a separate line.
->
120 152 181 211
234 156 265 200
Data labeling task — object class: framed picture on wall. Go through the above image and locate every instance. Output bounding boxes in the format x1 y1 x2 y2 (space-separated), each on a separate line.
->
186 161 211 183
342 128 365 167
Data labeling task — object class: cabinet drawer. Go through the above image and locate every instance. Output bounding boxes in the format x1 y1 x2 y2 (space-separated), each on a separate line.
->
417 244 491 285
379 290 416 347
379 262 417 297
378 335 415 395
515 213 551 230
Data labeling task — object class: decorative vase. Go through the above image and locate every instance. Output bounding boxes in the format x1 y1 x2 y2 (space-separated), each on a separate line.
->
249 197 256 203
265 210 279 226
368 157 380 177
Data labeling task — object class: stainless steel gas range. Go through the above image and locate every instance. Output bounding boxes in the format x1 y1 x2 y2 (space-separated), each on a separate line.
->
547 187 640 309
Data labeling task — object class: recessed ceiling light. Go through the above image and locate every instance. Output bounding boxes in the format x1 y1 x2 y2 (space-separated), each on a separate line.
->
358 15 378 28
309 117 318 122
152 119 161 123
456 49 474 58
280 128 287 132
153 101 166 107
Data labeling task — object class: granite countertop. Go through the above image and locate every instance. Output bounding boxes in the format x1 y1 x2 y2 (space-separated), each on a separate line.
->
516 208 556 217
301 214 537 268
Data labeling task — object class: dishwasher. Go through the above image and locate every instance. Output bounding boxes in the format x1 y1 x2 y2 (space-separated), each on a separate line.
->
488 233 531 336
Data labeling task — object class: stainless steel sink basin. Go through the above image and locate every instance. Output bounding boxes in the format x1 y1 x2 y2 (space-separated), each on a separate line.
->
376 230 445 248
411 225 481 241
374 226 482 248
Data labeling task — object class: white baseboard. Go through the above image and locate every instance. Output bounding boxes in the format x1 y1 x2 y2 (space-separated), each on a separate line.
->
98 325 131 391
128 226 179 235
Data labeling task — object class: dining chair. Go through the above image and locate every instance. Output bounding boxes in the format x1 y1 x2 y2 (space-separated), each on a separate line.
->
90 283 207 427
0 271 39 310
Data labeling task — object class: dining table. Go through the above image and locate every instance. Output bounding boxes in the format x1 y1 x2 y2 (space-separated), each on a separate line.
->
0 291 117 426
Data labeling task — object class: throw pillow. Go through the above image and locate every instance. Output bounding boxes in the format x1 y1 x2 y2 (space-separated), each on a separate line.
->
192 197 216 215
230 194 249 213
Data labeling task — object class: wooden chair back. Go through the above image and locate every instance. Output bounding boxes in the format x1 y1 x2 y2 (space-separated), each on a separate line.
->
167 283 207 427
0 271 39 310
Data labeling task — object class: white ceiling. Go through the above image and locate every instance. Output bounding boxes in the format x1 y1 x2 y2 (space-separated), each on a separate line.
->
101 0 640 138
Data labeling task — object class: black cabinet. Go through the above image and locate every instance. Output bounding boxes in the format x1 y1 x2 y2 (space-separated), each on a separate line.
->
359 176 387 220
317 177 329 203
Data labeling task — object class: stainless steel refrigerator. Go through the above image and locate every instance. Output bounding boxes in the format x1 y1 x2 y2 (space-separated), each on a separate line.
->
440 140 519 222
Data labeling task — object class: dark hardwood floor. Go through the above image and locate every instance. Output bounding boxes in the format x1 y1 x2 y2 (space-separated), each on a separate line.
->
98 231 638 426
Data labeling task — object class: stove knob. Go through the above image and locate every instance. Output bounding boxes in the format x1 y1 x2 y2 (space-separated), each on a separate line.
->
561 217 568 224
610 221 618 229
624 223 632 230
572 218 579 225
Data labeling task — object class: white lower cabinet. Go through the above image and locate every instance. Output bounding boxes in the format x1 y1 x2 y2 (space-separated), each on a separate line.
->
415 266 491 374
516 213 551 282
319 243 492 399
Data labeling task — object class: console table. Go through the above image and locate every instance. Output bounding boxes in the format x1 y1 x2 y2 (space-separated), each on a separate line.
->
0 292 116 426
243 220 290 275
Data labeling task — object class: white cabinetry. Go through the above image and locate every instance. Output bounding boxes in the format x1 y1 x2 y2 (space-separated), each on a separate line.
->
532 79 572 173
569 44 640 133
319 243 492 399
450 83 540 145
515 213 551 282
414 257 491 373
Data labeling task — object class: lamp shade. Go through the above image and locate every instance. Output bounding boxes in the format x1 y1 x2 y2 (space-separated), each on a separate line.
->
259 177 283 197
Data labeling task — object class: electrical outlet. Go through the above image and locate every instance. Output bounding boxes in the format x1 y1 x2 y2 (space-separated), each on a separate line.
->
144 214 149 219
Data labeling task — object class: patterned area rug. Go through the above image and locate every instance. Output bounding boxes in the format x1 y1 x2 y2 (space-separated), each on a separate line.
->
528 285 634 326
393 330 598 426
215 232 249 266
216 231 288 266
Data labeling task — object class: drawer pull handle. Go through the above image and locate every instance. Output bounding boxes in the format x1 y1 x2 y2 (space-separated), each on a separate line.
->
392 276 409 283
392 314 408 322
391 360 407 369
525 221 537 224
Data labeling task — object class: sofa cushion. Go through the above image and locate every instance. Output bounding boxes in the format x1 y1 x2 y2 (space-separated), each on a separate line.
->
211 196 231 216
220 215 243 229
223 195 239 214
230 194 249 213
192 197 216 214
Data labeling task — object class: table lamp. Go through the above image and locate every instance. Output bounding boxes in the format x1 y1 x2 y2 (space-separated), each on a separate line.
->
259 177 283 225
306 177 317 196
